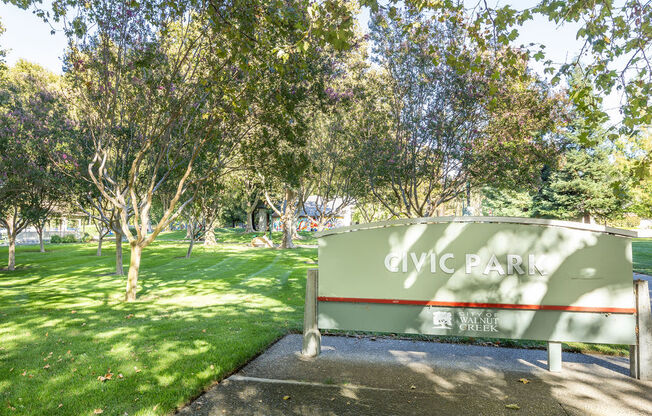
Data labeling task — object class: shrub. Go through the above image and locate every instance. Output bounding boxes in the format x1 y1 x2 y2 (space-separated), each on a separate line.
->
62 234 77 243
50 235 62 243
81 232 92 243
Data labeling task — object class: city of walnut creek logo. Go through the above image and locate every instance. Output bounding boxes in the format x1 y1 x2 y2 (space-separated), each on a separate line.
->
433 311 499 332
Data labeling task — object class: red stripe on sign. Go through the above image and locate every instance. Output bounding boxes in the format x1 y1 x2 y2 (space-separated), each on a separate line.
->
317 296 636 314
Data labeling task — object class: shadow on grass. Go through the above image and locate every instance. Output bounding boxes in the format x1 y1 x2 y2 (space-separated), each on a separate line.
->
0 241 314 415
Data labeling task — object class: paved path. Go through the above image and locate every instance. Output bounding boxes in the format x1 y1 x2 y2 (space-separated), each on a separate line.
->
178 334 652 415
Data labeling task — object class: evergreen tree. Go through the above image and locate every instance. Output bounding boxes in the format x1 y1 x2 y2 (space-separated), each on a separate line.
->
531 148 627 222
481 187 533 217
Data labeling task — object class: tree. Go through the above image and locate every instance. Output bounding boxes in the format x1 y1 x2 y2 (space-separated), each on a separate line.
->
531 147 628 223
52 126 133 273
244 33 345 247
0 61 70 269
614 129 652 218
355 8 564 218
62 3 247 301
353 0 650 136
302 34 369 230
183 131 241 257
184 182 222 258
480 187 533 217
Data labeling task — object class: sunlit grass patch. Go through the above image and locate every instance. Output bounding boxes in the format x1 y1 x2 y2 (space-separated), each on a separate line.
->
633 238 652 275
0 238 312 416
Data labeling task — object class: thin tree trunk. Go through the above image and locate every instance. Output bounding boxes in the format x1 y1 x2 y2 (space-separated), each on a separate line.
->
245 202 256 233
186 237 195 258
38 226 45 253
97 235 103 256
281 215 294 248
125 244 142 302
7 234 16 271
280 188 297 249
115 230 124 275
185 222 192 239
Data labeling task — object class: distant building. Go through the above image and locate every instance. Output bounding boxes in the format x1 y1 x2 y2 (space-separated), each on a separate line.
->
265 196 355 232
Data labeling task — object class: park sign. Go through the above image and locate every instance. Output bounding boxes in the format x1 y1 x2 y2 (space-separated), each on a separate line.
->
314 217 638 345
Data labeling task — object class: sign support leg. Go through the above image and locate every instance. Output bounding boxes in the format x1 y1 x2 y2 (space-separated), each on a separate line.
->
631 279 652 380
548 341 562 372
302 269 321 357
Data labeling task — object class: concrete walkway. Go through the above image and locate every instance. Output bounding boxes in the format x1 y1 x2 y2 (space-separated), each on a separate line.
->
178 334 652 415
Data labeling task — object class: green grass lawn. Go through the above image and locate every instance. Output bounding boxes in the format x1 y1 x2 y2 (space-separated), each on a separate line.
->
633 238 652 275
1 234 650 415
0 241 316 416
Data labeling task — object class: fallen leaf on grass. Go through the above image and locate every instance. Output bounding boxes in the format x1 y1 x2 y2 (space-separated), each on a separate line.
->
410 385 416 390
118 374 124 379
71 310 76 314
505 404 520 410
93 409 103 414
21 371 26 376
134 367 141 373
58 404 63 408
282 396 290 400
9 368 13 372
43 364 50 370
202 329 206 333
98 370 114 382
125 314 134 319
518 378 530 384
81 323 86 327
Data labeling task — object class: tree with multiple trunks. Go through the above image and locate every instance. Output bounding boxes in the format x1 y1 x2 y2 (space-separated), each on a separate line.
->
61 3 246 301
354 8 565 218
0 61 70 269
244 35 349 247
301 33 370 230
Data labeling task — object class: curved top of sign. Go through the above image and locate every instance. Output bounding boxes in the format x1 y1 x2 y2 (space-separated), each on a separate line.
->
315 216 638 238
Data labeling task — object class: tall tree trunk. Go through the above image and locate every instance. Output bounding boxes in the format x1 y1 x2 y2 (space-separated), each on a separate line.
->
281 215 294 248
115 230 124 275
245 202 256 233
125 244 142 302
37 226 45 253
97 235 103 256
7 234 16 271
186 237 195 258
280 188 296 249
